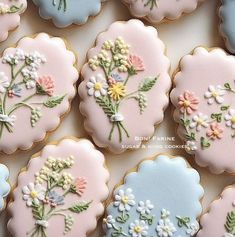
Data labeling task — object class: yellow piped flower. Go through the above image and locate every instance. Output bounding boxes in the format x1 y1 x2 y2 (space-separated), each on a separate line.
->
108 82 126 101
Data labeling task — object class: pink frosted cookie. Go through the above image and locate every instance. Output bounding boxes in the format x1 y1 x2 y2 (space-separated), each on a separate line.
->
7 137 109 237
122 0 204 24
0 33 78 154
171 47 235 174
78 19 171 154
0 0 27 42
197 185 235 237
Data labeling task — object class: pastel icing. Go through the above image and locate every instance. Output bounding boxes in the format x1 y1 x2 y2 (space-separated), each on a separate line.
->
197 185 235 237
104 154 204 237
32 0 106 28
170 47 235 174
7 138 110 237
122 0 204 23
78 19 171 154
0 0 27 42
219 0 235 54
0 33 78 154
0 164 10 211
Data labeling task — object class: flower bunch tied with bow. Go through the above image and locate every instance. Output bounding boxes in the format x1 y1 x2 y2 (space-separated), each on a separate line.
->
87 37 159 142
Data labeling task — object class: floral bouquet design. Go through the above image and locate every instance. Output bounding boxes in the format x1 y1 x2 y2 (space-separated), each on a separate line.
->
0 49 65 139
23 155 91 237
87 37 159 142
0 2 24 15
52 0 67 12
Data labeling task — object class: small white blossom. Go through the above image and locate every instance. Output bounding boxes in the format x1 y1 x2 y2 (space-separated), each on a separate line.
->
137 200 154 215
161 209 170 219
225 109 235 129
0 3 10 14
0 72 9 93
129 220 148 237
189 113 209 131
186 222 199 236
114 188 135 211
86 74 108 97
62 172 74 189
26 80 36 89
103 215 115 229
185 141 197 153
204 85 226 104
156 218 177 237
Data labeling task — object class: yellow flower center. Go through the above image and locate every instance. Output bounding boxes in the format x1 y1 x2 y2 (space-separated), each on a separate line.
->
212 91 219 98
122 196 129 204
108 83 126 101
232 116 235 123
213 129 220 137
197 119 204 125
134 226 142 233
94 82 102 90
30 191 38 199
183 100 190 107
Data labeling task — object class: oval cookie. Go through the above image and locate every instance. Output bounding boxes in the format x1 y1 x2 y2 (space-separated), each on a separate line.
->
219 0 235 54
103 154 204 237
0 33 78 154
0 164 10 211
0 0 27 42
171 47 235 174
32 0 106 28
122 0 204 24
78 19 171 154
197 185 235 237
7 137 109 237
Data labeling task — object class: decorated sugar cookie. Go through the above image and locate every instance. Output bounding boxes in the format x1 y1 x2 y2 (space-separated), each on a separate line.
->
78 19 171 154
171 47 235 174
7 137 109 237
0 0 27 42
32 0 106 28
0 33 78 154
219 0 235 54
103 154 204 237
0 164 10 211
122 0 204 24
197 185 235 237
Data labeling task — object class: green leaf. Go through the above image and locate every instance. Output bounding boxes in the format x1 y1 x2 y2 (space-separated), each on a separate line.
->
224 83 232 91
31 202 44 220
69 201 92 213
9 4 23 13
180 118 190 127
225 211 235 234
176 216 191 228
221 105 230 111
0 104 3 114
139 76 159 92
116 212 129 223
43 95 66 108
185 132 196 141
111 227 123 237
200 137 211 149
95 96 116 117
211 113 222 123
140 214 154 225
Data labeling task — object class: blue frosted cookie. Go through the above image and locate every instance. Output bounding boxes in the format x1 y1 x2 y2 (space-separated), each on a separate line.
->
0 164 10 211
219 0 235 53
33 0 106 28
103 154 204 237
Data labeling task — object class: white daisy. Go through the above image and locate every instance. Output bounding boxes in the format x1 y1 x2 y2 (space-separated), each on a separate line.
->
204 85 226 104
22 183 46 206
156 218 177 237
225 109 235 129
185 141 197 153
129 220 148 237
189 113 209 131
137 200 154 215
186 222 199 236
26 80 36 89
114 188 135 211
103 215 115 229
0 72 9 93
86 74 108 97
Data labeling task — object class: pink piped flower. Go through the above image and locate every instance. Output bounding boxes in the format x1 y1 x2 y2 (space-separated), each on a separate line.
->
178 91 199 115
36 76 55 96
75 177 87 196
128 55 145 71
206 122 223 140
108 76 117 85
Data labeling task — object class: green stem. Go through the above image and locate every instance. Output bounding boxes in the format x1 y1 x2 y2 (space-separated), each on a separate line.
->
123 74 131 86
117 122 123 142
108 123 115 141
119 122 130 138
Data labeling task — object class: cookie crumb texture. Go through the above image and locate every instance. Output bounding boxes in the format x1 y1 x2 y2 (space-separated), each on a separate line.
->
33 0 106 28
79 19 171 154
7 138 109 237
0 0 27 42
104 154 204 237
0 164 10 212
0 33 78 154
122 0 203 23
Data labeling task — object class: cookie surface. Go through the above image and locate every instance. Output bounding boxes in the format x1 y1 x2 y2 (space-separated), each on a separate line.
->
79 19 171 154
104 154 204 237
0 164 10 211
0 33 78 154
7 137 109 237
0 0 27 42
33 0 106 28
122 0 203 23
219 0 235 54
171 47 235 174
197 185 235 237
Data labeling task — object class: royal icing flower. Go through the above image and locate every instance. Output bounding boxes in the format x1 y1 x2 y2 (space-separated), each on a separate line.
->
114 188 136 211
128 55 145 72
87 74 108 97
206 122 223 140
36 76 55 96
45 191 65 207
161 209 170 219
8 84 22 98
178 91 199 115
0 72 10 93
204 85 226 104
156 218 177 237
22 183 46 206
137 200 154 215
225 109 235 129
129 220 148 237
0 114 16 127
186 222 199 236
108 82 126 101
224 233 234 237
0 3 10 14
74 177 87 196
103 215 116 229
185 141 197 153
189 113 209 131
